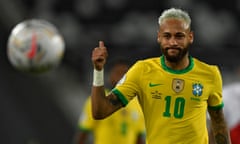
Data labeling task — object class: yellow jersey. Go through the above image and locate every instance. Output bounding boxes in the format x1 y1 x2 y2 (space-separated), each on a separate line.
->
112 56 223 144
78 90 145 144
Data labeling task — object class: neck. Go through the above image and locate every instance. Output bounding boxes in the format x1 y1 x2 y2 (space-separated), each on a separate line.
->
164 55 189 70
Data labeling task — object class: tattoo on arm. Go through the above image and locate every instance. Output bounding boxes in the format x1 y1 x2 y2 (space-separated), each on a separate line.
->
107 93 123 107
215 134 227 144
208 109 230 144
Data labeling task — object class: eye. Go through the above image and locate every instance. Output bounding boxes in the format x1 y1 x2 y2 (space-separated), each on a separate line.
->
175 33 185 39
176 35 184 39
163 34 171 39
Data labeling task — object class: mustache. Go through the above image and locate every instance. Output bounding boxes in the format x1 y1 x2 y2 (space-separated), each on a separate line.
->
165 47 181 50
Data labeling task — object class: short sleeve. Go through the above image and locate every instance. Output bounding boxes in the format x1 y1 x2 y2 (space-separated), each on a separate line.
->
208 66 224 110
112 61 143 106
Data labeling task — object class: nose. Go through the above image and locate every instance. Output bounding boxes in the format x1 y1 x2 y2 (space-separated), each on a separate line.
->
169 37 177 46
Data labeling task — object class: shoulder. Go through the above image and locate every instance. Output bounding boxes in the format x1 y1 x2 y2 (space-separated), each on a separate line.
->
193 57 221 73
133 57 160 69
127 57 160 76
140 57 160 64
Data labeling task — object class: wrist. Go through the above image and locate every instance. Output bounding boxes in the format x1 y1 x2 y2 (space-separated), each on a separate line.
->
93 69 104 86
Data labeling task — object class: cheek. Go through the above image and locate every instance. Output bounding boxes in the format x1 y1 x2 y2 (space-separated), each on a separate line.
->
158 37 166 45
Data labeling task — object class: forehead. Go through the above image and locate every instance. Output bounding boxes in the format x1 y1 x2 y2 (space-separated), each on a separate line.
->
159 18 188 33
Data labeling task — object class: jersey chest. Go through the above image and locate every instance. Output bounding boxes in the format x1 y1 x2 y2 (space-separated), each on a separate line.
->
141 68 214 97
138 70 213 118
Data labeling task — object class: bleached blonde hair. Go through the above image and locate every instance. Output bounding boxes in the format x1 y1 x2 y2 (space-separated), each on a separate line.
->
158 8 191 29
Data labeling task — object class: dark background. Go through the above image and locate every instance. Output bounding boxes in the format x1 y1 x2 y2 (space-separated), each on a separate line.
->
0 0 240 144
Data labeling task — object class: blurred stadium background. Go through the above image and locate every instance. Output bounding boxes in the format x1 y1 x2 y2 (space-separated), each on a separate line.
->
0 0 239 144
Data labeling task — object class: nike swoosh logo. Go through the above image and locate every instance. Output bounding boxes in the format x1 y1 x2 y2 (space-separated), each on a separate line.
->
149 83 163 87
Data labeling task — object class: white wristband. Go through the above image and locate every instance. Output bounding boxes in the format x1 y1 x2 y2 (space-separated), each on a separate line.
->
93 69 104 86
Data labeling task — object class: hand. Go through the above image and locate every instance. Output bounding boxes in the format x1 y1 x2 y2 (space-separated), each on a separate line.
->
92 41 108 70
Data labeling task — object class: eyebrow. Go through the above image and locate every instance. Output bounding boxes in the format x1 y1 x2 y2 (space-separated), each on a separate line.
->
161 31 186 35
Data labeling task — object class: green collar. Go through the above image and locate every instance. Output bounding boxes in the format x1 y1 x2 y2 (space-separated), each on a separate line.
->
160 56 194 74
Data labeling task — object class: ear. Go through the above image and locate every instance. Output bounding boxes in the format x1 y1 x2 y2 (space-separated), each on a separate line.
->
189 31 194 44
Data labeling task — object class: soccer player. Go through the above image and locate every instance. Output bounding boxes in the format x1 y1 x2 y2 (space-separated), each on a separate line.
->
76 59 145 144
91 8 231 144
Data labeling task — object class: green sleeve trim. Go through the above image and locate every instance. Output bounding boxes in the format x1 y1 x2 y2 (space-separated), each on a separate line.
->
208 102 224 110
79 126 91 132
112 89 128 106
139 131 146 136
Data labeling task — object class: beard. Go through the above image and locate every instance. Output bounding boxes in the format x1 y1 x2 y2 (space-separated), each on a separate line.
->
161 45 189 63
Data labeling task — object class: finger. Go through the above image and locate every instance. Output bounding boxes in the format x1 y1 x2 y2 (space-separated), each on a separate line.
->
99 41 105 48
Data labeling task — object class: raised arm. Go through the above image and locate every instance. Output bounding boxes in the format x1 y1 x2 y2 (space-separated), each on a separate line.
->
91 41 123 119
208 108 231 144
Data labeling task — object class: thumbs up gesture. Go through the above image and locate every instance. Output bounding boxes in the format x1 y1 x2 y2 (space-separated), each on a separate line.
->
92 41 108 70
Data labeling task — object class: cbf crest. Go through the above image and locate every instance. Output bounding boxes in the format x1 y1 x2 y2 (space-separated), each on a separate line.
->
192 83 203 96
172 79 184 93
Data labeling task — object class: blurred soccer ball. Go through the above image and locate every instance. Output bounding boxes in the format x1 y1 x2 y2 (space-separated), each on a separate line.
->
7 19 65 74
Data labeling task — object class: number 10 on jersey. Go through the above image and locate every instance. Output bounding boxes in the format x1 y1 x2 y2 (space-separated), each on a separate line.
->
163 96 185 118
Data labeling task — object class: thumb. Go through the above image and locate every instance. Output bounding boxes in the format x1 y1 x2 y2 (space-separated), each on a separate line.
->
99 41 105 48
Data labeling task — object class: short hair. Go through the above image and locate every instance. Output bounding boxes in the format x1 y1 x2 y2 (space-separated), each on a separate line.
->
158 8 191 29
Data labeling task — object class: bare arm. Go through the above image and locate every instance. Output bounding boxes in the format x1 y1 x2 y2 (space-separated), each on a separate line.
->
136 133 145 144
75 131 89 144
208 108 231 144
91 41 123 119
91 87 123 119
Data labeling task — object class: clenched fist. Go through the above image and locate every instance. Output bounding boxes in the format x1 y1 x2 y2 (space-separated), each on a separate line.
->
92 41 108 70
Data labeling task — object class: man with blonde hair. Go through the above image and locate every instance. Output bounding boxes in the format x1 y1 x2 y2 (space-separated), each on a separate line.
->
90 8 231 144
